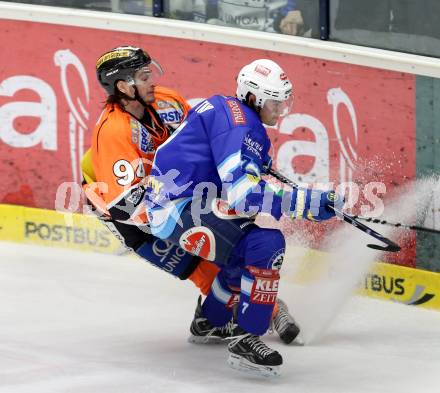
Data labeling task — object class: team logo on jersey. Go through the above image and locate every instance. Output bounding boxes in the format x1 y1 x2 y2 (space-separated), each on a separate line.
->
179 227 216 261
254 64 271 77
226 99 246 125
269 249 285 270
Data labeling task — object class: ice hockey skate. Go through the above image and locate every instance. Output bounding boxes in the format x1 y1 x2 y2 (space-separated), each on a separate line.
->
188 296 238 344
227 328 282 377
271 298 302 345
189 296 301 345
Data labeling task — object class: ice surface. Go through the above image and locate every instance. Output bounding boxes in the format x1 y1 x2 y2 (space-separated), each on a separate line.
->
1 241 440 393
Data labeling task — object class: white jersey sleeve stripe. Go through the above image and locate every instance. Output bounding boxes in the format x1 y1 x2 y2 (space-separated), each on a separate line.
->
227 174 260 208
241 275 254 296
211 276 233 304
217 151 241 181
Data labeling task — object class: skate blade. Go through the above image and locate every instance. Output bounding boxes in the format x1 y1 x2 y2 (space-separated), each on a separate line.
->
227 353 281 378
188 335 226 345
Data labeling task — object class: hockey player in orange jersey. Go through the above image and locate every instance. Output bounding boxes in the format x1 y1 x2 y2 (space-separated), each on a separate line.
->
82 46 218 294
82 45 300 346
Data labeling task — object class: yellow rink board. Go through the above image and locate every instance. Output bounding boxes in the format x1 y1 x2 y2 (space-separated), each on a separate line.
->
289 247 440 311
1 204 440 311
0 204 121 254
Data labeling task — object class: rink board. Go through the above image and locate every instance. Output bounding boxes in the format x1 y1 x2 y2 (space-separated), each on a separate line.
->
1 203 439 311
292 246 440 311
0 11 420 268
0 204 120 254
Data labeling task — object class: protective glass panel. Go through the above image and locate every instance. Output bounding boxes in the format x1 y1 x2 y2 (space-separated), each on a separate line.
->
163 0 321 39
330 0 440 58
3 0 153 16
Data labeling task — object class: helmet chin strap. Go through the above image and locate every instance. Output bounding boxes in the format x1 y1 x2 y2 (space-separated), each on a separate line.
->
133 85 150 108
118 85 149 108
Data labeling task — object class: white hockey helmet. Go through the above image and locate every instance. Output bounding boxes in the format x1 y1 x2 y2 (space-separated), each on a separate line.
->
236 59 293 109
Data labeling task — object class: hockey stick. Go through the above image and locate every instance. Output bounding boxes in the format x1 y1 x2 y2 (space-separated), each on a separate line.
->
266 169 439 235
346 216 440 235
265 167 401 253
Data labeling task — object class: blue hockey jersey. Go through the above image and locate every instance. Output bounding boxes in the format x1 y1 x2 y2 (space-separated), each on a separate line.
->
146 95 287 239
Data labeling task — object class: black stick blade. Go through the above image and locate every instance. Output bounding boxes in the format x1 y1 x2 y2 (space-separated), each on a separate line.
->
367 243 401 253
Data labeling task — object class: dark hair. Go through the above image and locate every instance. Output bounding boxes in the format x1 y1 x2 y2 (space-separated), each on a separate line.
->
105 94 122 106
245 92 260 113
103 82 125 108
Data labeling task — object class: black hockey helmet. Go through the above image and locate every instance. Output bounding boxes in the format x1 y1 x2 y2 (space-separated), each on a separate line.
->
96 46 158 96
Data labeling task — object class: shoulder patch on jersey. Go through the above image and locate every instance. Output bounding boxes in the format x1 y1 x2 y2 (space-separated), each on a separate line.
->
226 99 246 125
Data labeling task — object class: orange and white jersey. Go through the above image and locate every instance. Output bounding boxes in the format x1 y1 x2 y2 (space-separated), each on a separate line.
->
87 86 190 226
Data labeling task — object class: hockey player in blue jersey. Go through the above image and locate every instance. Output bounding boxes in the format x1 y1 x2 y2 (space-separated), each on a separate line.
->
146 59 343 376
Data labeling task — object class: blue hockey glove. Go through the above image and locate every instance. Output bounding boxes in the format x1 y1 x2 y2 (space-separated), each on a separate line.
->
308 189 344 221
290 188 344 221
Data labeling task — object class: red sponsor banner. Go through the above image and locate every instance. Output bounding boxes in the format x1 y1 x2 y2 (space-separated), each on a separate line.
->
0 19 416 265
